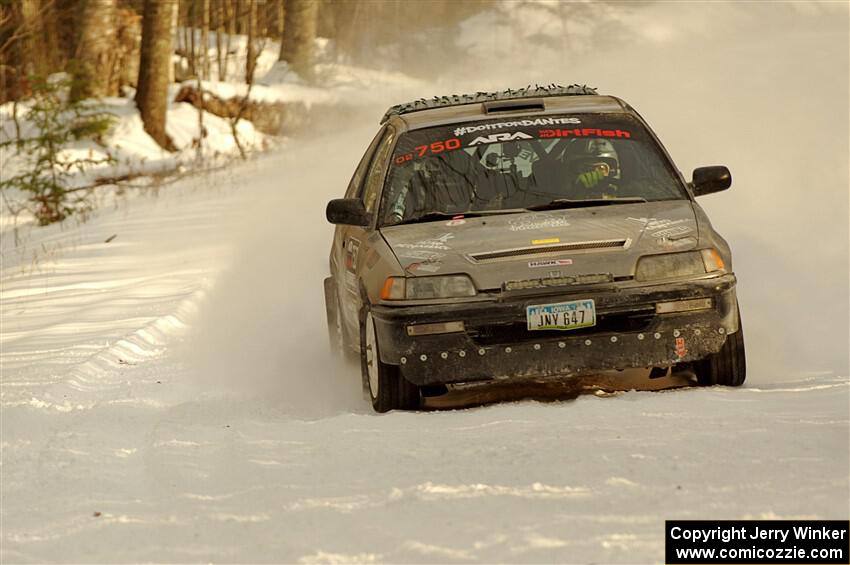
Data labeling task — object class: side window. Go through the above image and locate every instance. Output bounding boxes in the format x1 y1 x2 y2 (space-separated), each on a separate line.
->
361 127 396 214
344 127 386 199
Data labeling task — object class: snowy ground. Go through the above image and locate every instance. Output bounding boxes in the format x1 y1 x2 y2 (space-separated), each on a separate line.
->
2 2 849 563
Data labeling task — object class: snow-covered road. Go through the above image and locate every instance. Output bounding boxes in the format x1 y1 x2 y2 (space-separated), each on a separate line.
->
2 3 848 563
4 358 847 562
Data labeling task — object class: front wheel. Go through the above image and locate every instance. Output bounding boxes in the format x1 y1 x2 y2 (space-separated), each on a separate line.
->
361 309 420 413
694 313 747 387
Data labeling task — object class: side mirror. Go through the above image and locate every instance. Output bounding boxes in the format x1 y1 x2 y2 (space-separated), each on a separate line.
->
326 198 370 226
691 166 732 197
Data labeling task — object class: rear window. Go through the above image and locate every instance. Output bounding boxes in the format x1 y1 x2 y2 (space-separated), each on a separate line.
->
379 114 686 226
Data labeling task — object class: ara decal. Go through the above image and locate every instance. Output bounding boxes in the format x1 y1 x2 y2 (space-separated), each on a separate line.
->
468 131 533 146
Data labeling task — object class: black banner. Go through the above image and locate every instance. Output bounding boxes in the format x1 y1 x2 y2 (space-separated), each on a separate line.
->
666 520 849 564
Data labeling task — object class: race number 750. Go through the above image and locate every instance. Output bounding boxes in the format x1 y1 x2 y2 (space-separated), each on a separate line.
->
394 138 462 164
416 138 461 156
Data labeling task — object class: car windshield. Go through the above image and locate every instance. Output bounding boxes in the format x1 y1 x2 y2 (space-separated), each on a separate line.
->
379 114 687 226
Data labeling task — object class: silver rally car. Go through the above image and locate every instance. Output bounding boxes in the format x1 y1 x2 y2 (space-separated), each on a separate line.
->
324 85 745 412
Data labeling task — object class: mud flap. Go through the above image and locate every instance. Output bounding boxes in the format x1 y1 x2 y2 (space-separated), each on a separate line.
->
323 277 339 352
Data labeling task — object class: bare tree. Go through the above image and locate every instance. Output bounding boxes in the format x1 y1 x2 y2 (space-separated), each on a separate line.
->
69 0 117 101
231 1 266 160
0 0 59 102
188 1 196 77
19 0 45 79
135 0 177 151
213 1 225 79
245 0 258 84
223 0 236 80
200 0 210 80
279 0 317 81
275 0 284 45
110 8 142 92
195 0 210 161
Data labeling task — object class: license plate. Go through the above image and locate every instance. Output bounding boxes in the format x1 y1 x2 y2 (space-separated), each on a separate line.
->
526 299 596 331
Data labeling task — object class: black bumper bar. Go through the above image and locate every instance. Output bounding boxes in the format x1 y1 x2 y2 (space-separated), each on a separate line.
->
370 274 739 386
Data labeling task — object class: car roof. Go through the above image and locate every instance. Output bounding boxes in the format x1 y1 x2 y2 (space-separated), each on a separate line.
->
382 87 630 132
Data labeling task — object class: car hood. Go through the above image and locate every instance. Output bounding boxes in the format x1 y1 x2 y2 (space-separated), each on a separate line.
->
380 200 699 291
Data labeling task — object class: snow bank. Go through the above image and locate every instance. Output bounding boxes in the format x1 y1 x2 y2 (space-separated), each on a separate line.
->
173 27 426 107
0 161 247 410
174 29 283 84
185 79 334 107
0 89 266 232
0 89 266 178
188 60 426 111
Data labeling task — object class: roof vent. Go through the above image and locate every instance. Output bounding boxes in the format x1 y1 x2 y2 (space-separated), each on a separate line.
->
484 99 545 114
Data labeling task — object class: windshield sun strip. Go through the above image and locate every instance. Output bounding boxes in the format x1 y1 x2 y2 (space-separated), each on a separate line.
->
377 114 688 227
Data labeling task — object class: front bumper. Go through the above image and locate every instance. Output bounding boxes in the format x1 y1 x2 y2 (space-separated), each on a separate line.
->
371 274 740 386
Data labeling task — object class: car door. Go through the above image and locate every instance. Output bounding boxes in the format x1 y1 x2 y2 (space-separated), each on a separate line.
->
333 125 396 347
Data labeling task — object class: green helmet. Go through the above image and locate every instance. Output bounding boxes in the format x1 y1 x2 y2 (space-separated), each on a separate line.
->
567 138 620 178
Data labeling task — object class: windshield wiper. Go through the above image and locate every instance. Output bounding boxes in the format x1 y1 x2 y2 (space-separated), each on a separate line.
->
392 209 525 226
526 197 647 212
392 211 472 226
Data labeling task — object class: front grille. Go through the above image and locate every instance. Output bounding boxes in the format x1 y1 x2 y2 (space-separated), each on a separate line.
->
468 309 655 346
503 273 615 291
468 239 629 263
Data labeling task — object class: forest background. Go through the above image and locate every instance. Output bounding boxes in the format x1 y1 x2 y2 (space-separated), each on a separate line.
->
0 0 494 224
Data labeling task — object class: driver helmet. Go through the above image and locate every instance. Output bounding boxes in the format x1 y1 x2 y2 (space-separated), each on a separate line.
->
567 138 620 179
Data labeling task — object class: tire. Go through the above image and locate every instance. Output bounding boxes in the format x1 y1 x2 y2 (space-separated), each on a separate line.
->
695 311 747 387
360 309 420 412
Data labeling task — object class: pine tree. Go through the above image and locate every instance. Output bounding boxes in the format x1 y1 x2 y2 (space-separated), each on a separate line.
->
0 76 114 225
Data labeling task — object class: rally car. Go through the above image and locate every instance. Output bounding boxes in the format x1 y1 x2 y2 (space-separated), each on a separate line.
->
324 85 745 412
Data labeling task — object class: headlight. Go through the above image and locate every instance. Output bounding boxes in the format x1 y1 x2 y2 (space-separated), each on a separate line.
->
380 275 477 300
635 249 725 282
